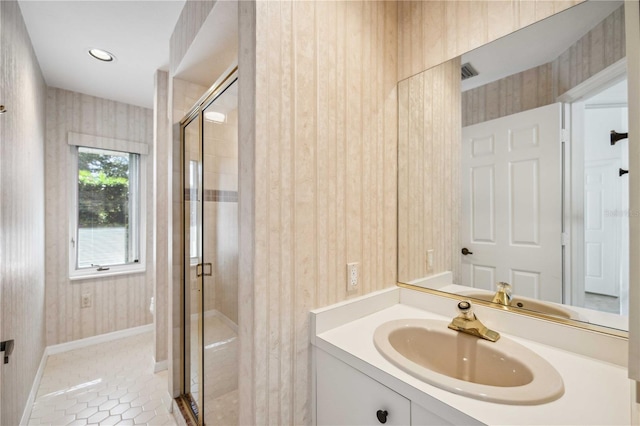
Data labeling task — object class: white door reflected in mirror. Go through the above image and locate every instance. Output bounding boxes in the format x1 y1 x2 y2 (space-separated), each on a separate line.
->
460 103 563 304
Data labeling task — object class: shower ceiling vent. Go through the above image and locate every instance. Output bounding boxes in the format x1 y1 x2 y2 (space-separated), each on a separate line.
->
461 63 479 80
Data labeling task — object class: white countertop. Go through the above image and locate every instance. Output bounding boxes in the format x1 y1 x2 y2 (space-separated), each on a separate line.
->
313 291 631 425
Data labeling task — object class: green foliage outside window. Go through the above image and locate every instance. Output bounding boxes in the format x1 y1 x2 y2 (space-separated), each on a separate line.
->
78 151 130 228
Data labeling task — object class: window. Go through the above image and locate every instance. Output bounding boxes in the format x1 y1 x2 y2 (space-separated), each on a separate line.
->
70 146 144 278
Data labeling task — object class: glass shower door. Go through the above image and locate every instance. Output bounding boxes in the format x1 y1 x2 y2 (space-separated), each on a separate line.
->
200 79 239 426
180 71 239 426
183 114 204 423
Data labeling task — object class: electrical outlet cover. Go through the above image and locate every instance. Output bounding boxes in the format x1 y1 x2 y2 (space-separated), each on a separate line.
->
347 262 359 291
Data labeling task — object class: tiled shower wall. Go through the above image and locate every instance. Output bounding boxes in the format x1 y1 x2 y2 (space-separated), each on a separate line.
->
203 108 239 325
44 88 154 345
0 1 47 425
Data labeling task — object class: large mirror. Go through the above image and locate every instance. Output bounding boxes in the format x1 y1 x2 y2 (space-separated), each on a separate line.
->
398 0 629 332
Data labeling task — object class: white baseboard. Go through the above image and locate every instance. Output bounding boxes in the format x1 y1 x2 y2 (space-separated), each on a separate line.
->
46 324 153 356
19 347 48 426
20 324 154 425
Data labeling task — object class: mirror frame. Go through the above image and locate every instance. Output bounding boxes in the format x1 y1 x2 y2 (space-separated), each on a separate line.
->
395 1 634 339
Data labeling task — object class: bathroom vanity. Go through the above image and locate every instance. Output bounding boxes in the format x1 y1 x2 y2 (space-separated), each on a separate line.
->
311 286 630 425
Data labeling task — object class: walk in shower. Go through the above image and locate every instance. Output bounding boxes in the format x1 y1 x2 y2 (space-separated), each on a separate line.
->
180 69 239 426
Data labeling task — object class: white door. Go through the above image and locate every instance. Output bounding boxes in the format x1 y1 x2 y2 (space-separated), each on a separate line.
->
461 103 563 303
582 105 628 297
584 160 620 296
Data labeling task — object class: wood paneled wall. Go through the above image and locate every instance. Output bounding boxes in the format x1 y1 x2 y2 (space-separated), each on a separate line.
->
398 0 583 82
0 2 47 424
398 58 461 283
462 63 554 126
45 88 154 345
169 0 216 74
556 4 625 95
462 5 625 127
154 70 170 365
239 1 398 424
237 2 591 425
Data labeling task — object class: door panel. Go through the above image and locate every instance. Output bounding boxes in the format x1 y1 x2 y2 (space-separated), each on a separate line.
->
584 161 619 296
510 269 540 299
471 166 495 243
461 103 563 303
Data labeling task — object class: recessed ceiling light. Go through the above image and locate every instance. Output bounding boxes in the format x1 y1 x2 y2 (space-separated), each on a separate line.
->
88 48 115 62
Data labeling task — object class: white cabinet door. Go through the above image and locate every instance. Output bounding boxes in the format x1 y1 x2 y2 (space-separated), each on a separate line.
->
461 103 563 303
316 349 410 426
410 402 453 426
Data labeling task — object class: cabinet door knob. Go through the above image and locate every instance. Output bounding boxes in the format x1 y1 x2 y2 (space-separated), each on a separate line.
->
376 410 388 424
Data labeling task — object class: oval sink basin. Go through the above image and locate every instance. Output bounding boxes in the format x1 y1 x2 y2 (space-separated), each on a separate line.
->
460 291 584 321
374 319 564 405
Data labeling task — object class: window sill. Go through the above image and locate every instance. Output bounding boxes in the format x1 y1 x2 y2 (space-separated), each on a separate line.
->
70 265 146 281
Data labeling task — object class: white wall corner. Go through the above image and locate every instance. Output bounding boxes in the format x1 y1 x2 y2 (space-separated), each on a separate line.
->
19 349 49 426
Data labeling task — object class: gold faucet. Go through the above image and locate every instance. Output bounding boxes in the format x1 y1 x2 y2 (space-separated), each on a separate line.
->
491 282 513 306
448 301 500 342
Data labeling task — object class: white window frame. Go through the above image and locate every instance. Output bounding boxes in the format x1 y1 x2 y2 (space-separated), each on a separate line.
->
68 133 147 280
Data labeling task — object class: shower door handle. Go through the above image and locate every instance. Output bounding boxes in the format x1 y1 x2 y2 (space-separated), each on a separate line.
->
196 263 213 277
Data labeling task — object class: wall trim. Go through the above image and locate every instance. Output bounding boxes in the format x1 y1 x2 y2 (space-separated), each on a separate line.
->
46 324 153 355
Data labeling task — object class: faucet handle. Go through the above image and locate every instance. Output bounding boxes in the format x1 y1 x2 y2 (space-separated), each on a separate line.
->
491 282 513 305
496 282 512 296
456 300 475 319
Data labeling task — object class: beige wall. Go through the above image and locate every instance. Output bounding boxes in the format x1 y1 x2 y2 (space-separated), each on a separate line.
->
154 70 170 365
44 88 154 345
397 0 582 82
0 1 47 424
169 0 216 75
398 58 461 283
462 5 625 127
239 1 398 424
556 4 626 96
238 1 587 425
463 62 554 127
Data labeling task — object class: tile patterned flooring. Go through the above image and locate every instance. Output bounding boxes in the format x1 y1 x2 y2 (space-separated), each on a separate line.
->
27 331 176 426
584 292 620 314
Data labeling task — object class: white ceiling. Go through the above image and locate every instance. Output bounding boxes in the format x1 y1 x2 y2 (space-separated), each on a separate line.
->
19 1 621 109
461 1 623 92
18 0 186 109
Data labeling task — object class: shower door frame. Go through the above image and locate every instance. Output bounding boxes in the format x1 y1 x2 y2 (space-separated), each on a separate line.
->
178 66 238 426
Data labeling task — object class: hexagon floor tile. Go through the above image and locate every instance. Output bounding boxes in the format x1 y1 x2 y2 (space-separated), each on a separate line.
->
27 332 177 426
